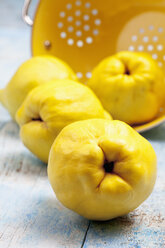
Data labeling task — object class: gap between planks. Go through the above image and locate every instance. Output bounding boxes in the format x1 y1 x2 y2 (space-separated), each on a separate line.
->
81 221 91 248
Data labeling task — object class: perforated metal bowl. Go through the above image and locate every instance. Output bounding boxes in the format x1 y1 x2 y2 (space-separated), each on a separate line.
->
23 0 165 132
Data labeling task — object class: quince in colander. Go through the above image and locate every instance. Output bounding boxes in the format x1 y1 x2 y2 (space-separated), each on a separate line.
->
87 51 165 125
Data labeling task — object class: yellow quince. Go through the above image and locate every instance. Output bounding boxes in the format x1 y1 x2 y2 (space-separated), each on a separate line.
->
0 56 77 119
16 79 111 163
48 119 157 221
87 51 165 125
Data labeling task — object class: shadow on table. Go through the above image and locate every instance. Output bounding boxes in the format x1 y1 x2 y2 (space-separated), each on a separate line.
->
18 196 88 247
141 123 165 141
90 213 135 233
85 215 140 247
29 197 137 247
14 191 165 247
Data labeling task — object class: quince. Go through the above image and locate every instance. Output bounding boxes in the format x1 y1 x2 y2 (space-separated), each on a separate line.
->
87 51 165 125
16 79 111 163
0 56 77 119
48 119 157 221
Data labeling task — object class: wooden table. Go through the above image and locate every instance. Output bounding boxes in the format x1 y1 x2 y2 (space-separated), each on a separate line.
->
0 1 165 247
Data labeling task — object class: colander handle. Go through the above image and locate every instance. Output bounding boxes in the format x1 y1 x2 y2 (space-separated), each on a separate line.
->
22 0 33 26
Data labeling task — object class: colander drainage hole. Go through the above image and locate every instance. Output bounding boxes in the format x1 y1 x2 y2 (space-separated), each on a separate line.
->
148 45 154 51
149 25 154 31
95 19 101 26
132 35 137 42
92 9 98 15
60 32 67 39
138 45 144 51
68 26 74 32
67 16 74 22
75 10 81 16
86 37 93 44
67 39 74 45
139 28 144 34
86 72 92 78
153 36 158 42
128 45 135 51
152 54 158 60
93 29 99 35
77 72 83 78
84 24 90 31
143 36 149 43
157 45 163 51
66 3 72 10
77 40 84 47
85 2 91 8
158 27 163 33
75 0 81 6
84 14 90 21
57 22 63 28
59 11 65 18
77 72 92 79
75 20 82 26
76 30 82 37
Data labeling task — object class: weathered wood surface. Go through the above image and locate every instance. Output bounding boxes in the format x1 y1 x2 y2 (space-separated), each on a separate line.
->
0 121 88 248
84 124 165 248
0 0 165 247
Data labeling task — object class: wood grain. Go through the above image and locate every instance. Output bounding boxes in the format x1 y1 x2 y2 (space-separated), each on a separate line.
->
0 0 165 247
0 121 89 248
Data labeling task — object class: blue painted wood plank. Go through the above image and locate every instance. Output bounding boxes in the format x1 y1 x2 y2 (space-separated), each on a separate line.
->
0 121 88 248
0 0 165 247
83 124 165 248
0 1 88 247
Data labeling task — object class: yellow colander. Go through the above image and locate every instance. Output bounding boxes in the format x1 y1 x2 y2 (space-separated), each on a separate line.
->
22 0 165 132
